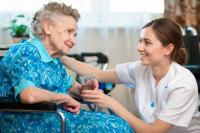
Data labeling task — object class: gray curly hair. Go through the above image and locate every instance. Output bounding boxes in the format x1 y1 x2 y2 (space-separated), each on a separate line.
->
31 2 80 38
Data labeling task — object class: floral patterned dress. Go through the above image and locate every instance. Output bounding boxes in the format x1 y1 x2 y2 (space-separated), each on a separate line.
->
0 37 134 133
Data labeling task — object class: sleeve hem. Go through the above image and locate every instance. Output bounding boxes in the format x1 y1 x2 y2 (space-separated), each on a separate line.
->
14 80 35 100
116 64 125 82
65 77 73 92
116 63 136 88
157 116 189 128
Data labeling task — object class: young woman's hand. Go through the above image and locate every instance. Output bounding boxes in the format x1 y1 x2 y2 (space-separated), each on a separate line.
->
81 89 113 108
63 95 81 114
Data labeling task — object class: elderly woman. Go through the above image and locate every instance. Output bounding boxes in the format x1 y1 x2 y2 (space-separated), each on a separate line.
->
0 2 133 133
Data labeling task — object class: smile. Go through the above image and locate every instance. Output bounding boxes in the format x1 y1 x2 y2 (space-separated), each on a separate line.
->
65 44 72 48
140 54 148 57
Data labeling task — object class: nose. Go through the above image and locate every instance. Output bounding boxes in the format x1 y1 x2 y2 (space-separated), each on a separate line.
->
70 35 76 47
137 43 144 52
71 37 76 46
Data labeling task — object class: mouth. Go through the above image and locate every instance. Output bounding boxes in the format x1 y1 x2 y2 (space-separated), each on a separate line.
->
139 53 149 60
140 53 148 57
68 45 73 48
65 43 73 49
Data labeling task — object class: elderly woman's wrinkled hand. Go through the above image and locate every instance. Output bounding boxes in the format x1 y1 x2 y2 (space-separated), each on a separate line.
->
63 95 81 114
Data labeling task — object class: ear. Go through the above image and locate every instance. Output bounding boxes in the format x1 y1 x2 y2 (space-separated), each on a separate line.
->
165 43 174 56
42 21 51 35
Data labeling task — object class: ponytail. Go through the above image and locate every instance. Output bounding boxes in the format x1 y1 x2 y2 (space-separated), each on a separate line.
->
174 48 188 65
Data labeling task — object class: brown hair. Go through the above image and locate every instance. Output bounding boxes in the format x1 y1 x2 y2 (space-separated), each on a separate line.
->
31 2 80 38
142 18 188 65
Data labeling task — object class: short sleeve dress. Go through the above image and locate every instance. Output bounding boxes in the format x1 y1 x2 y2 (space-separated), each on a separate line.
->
0 37 133 133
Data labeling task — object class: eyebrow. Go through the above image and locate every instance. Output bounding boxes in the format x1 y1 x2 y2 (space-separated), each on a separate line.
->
67 28 76 31
140 37 152 41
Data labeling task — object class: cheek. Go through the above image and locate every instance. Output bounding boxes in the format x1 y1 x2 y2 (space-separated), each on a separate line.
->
55 35 65 46
50 33 60 43
147 47 165 58
151 50 166 61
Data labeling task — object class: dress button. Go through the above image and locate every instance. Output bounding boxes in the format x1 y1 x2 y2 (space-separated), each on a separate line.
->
150 102 155 108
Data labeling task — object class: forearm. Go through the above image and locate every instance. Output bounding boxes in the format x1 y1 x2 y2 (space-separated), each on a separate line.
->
20 87 69 104
61 56 101 79
61 56 121 83
109 98 168 133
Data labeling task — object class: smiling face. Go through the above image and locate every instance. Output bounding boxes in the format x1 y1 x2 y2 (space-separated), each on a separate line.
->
43 15 77 56
137 27 173 66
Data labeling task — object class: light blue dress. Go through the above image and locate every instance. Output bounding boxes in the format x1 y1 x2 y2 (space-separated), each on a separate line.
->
0 37 134 133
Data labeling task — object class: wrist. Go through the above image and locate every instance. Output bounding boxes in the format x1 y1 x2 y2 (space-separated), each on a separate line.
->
65 94 71 100
107 96 117 110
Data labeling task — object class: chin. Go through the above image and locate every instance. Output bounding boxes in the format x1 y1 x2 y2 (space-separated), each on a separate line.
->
139 60 149 65
62 48 70 54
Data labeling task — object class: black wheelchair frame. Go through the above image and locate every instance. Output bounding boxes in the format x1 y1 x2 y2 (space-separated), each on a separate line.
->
68 52 115 113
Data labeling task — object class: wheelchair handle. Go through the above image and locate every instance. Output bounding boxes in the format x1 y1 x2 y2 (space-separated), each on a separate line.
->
67 54 85 62
80 52 109 64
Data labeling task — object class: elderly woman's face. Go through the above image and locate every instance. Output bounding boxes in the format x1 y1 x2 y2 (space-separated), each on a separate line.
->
46 15 77 55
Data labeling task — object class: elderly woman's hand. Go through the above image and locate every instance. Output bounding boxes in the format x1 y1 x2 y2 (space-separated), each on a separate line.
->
63 95 81 114
81 89 112 108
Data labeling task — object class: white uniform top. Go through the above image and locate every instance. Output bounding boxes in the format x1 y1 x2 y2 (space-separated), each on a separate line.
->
116 61 200 133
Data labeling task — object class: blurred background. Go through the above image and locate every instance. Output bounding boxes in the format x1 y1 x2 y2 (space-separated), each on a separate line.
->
0 0 199 114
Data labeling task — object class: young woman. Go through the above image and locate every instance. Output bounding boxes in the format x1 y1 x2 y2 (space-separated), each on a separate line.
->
61 18 200 133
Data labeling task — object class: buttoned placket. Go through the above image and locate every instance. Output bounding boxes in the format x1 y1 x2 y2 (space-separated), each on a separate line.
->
149 63 174 117
146 68 158 122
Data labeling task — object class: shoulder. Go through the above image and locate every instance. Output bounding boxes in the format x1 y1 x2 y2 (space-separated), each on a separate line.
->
170 62 198 92
116 61 149 78
13 41 39 56
115 61 148 85
5 41 41 62
116 60 147 72
173 63 196 84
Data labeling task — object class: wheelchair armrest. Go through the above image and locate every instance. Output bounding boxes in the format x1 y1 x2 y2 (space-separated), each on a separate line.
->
0 102 57 112
0 102 66 133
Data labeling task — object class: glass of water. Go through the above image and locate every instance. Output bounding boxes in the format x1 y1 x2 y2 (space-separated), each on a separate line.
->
80 75 96 90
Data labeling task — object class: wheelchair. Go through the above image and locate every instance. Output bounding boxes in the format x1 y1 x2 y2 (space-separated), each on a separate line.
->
0 45 65 133
182 26 200 93
182 26 200 111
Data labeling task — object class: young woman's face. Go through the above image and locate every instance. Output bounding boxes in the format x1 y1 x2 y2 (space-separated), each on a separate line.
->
47 15 77 55
137 27 170 66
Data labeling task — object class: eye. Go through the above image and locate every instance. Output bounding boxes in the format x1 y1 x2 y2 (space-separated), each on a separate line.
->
65 30 71 33
139 38 142 43
64 28 77 38
144 41 152 46
64 30 69 34
74 33 77 37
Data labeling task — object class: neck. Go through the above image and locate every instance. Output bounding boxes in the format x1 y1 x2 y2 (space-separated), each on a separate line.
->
152 60 171 83
41 37 59 57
